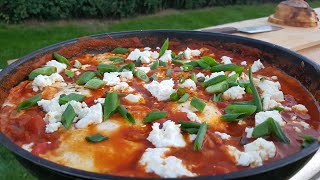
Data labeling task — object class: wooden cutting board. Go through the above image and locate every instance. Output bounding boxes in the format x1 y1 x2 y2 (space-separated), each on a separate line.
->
200 8 320 52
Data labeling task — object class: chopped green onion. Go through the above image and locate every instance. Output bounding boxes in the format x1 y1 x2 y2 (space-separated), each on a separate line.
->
181 64 193 72
221 113 247 122
74 60 82 69
177 88 186 96
178 76 186 84
232 100 255 105
270 106 284 111
194 122 208 151
172 59 185 65
17 93 42 111
53 52 70 66
252 120 271 138
64 69 75 78
150 60 159 70
159 60 167 67
143 111 167 123
249 66 262 112
185 61 199 67
76 71 96 85
85 134 109 143
103 92 119 120
205 81 229 94
59 93 86 105
190 97 206 112
84 79 106 89
166 68 171 76
172 52 184 60
202 75 227 87
227 74 239 84
245 86 252 94
112 47 129 54
170 92 179 101
211 64 238 72
213 93 222 102
234 66 244 75
181 127 198 134
117 62 135 73
97 64 117 73
224 104 257 115
269 118 290 144
198 77 205 82
190 73 197 83
135 70 150 82
196 60 210 69
178 120 201 129
299 134 317 148
61 104 76 129
28 66 56 80
178 93 190 103
201 56 219 66
109 57 125 64
150 74 158 81
117 105 135 124
159 38 169 57
135 56 142 67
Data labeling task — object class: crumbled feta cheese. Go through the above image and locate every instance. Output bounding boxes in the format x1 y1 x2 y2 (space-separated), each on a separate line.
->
221 56 232 64
144 47 151 51
103 72 121 86
44 111 62 124
186 111 200 123
37 97 61 113
119 71 133 81
183 48 201 60
151 51 160 59
189 134 197 142
215 132 231 140
127 49 153 62
255 110 285 126
222 86 246 100
258 79 284 102
94 98 105 104
196 72 205 78
141 56 151 64
291 115 297 121
252 59 265 73
75 103 103 129
159 50 172 62
262 96 281 111
282 106 292 111
228 138 276 167
96 120 120 132
228 71 237 77
81 64 91 70
245 127 254 138
177 102 201 123
136 67 151 73
204 71 225 81
139 148 195 178
292 104 308 113
112 82 134 92
124 94 143 103
32 73 64 92
147 120 186 148
178 79 197 90
46 60 67 73
271 76 278 80
22 142 34 152
144 79 175 101
240 61 247 66
45 122 62 133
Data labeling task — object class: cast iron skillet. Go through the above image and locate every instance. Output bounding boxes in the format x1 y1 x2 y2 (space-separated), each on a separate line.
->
0 30 319 180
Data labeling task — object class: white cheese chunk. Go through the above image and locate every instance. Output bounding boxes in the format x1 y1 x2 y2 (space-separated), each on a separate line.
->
215 132 231 140
124 94 143 103
255 110 285 126
292 104 308 113
141 56 151 64
94 98 105 104
159 50 172 62
222 86 246 100
112 82 134 92
22 142 34 152
262 96 281 111
127 49 152 62
245 127 254 138
96 120 120 132
183 48 201 60
144 79 175 101
139 148 195 178
136 67 151 73
45 122 62 133
32 73 64 92
119 71 133 81
252 59 265 73
188 134 197 142
46 60 67 73
258 79 284 102
221 56 232 64
151 51 160 59
177 102 201 123
75 103 103 129
103 72 121 86
196 72 205 78
147 120 186 148
204 71 225 81
240 61 247 66
178 79 197 90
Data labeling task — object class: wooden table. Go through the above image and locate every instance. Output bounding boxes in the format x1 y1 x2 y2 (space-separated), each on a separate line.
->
199 7 320 65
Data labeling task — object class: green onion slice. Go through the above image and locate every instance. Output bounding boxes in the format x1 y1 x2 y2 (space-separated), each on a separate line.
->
53 52 70 66
150 60 159 70
64 69 75 78
198 77 205 82
170 92 179 101
166 68 171 76
74 60 82 69
197 60 210 69
205 81 229 94
61 104 76 129
84 79 106 89
159 60 167 67
59 93 86 105
178 120 201 129
190 97 206 112
194 122 208 151
221 113 247 122
17 93 42 111
117 105 135 124
117 62 135 73
76 71 96 85
178 76 186 84
112 47 129 54
28 66 56 80
135 56 142 67
103 92 119 120
135 70 150 82
159 38 169 57
97 64 117 73
249 66 262 112
190 73 197 83
178 93 190 103
299 134 317 148
202 75 227 87
150 74 158 81
213 93 222 102
85 134 109 143
224 104 257 115
201 56 219 66
143 111 167 123
181 127 199 134
109 57 125 64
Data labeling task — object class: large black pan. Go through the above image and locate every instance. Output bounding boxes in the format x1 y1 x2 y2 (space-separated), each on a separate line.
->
0 30 319 180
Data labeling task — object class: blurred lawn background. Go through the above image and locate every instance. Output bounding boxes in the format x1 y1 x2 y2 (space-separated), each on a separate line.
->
0 2 320 180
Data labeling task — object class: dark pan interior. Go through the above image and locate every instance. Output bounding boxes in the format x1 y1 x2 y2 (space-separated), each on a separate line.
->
0 30 319 180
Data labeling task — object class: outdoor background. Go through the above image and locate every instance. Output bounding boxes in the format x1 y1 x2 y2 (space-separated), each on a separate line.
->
0 0 320 179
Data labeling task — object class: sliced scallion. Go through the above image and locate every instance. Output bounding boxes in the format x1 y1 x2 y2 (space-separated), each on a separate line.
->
84 79 106 89
135 70 150 82
170 92 179 101
178 120 201 129
135 56 142 67
59 93 86 105
109 57 125 64
211 64 238 72
198 77 205 82
172 59 185 65
159 38 169 57
61 104 76 129
190 73 197 83
76 71 96 85
64 69 75 78
17 93 42 111
159 60 167 67
249 66 262 112
28 66 56 80
178 93 190 103
181 64 193 72
299 134 317 148
112 47 129 54
103 92 119 120
74 60 82 69
221 113 247 122
117 62 135 73
197 60 210 69
194 122 208 151
150 60 159 70
201 75 227 87
213 93 222 102
181 127 198 134
85 134 109 143
143 111 167 123
224 104 257 115
205 81 229 94
166 68 171 76
150 74 158 81
97 64 117 73
117 105 135 124
53 52 70 66
201 56 219 66
190 97 206 112
178 76 186 84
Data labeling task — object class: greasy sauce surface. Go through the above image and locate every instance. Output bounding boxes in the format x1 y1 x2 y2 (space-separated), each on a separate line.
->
0 40 319 178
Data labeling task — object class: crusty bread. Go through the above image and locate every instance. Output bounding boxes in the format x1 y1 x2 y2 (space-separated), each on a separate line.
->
268 0 319 27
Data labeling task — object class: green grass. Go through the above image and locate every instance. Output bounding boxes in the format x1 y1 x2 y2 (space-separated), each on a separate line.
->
0 2 319 180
